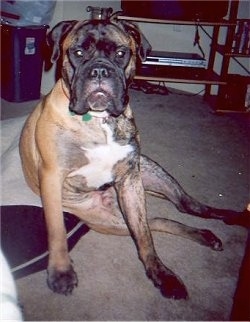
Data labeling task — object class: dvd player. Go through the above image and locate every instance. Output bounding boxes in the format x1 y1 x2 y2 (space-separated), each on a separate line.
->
143 50 207 68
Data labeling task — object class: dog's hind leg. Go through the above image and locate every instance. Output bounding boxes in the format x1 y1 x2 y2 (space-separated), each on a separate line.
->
74 209 223 251
82 214 223 251
140 155 250 228
149 218 223 250
66 189 223 250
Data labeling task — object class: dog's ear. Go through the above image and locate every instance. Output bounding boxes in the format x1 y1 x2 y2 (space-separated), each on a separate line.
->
47 20 78 63
117 20 152 61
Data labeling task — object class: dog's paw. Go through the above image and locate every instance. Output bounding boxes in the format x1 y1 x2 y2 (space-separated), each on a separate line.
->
223 206 250 228
200 229 223 251
158 272 188 300
146 263 188 300
47 265 78 295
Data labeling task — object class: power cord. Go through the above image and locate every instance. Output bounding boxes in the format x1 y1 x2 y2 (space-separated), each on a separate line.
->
194 24 206 59
130 80 205 97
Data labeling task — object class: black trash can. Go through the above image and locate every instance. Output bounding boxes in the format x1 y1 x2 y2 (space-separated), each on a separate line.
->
1 24 48 102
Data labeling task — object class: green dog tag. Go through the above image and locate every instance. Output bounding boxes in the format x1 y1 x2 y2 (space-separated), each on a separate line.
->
69 110 92 122
82 113 92 121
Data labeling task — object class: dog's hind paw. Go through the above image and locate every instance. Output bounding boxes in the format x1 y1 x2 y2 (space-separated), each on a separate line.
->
223 205 250 228
200 229 223 251
47 265 78 295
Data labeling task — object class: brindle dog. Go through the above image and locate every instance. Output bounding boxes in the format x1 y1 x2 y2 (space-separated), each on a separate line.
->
19 18 249 299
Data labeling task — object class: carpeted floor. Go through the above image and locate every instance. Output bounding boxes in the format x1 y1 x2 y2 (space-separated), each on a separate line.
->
1 88 250 321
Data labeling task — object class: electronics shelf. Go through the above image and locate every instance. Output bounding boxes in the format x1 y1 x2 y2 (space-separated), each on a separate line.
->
217 44 250 57
118 0 250 113
117 15 236 27
118 15 235 26
135 67 226 85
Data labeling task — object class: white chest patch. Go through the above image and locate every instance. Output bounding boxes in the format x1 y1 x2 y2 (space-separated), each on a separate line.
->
68 122 133 188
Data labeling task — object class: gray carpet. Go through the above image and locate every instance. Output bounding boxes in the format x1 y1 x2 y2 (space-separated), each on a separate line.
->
1 89 249 321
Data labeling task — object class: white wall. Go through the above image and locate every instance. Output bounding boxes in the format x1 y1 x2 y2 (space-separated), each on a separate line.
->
41 0 249 96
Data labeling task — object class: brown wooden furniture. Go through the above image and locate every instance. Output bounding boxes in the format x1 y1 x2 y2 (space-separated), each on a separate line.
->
118 0 250 112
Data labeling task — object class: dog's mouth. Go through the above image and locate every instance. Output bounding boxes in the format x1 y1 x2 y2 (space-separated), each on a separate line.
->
69 82 127 117
87 89 113 112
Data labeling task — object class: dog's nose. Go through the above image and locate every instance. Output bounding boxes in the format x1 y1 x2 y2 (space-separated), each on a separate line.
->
90 67 109 79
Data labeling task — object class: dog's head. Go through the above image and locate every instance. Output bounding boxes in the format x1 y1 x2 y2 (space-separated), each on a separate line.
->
47 18 151 116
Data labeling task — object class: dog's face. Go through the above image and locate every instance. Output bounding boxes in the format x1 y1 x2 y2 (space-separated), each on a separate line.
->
48 19 151 116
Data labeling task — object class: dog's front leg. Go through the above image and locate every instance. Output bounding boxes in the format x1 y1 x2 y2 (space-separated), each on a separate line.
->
115 170 188 299
39 166 78 295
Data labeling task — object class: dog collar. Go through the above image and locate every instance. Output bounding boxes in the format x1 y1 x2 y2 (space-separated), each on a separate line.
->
69 111 92 122
69 110 110 122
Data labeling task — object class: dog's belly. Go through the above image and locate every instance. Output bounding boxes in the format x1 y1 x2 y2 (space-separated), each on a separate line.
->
67 122 133 190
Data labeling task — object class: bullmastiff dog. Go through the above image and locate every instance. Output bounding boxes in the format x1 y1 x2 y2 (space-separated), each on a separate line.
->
19 17 249 299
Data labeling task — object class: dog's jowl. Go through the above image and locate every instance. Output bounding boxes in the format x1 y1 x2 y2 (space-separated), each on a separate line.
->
19 17 249 299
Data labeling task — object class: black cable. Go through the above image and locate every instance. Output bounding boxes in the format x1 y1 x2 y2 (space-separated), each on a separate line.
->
194 24 206 59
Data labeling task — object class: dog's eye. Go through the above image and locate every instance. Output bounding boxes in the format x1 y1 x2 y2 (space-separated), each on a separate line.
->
74 49 84 57
116 50 125 58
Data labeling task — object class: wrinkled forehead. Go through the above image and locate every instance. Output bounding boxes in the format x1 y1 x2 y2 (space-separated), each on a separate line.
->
66 21 131 49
